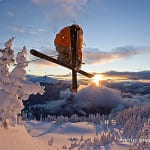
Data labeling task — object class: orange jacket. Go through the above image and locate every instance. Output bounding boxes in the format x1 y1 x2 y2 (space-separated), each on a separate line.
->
54 25 83 64
54 26 71 48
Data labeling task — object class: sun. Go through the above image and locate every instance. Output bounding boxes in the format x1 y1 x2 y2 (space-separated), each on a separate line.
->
92 74 104 86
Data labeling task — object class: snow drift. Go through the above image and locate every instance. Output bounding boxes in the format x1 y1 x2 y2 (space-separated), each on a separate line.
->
75 85 123 109
0 125 48 150
35 85 123 115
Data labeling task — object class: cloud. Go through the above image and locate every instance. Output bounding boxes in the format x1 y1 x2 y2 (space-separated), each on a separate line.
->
75 85 123 108
31 59 57 68
124 94 150 106
29 31 38 35
83 46 150 64
11 26 25 33
38 28 45 32
28 28 45 35
74 83 150 114
59 88 71 100
29 45 150 68
10 25 45 35
111 94 150 113
7 11 15 17
31 0 88 19
29 46 58 67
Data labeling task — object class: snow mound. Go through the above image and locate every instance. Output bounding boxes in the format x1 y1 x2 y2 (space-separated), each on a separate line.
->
0 125 48 150
75 85 123 108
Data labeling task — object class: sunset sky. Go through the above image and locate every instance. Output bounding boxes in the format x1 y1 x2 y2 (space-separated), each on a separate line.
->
0 0 150 76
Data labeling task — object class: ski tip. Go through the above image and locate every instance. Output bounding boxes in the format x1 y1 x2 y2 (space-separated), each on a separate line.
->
30 49 39 55
30 49 36 53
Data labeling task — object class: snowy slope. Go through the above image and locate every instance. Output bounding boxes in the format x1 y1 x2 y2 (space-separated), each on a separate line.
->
25 120 129 150
0 125 48 150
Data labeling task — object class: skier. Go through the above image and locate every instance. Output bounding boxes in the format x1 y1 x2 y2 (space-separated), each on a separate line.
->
54 24 83 70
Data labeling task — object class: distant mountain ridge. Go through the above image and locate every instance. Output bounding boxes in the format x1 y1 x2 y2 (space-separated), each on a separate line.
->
103 70 150 80
25 75 71 106
26 75 58 83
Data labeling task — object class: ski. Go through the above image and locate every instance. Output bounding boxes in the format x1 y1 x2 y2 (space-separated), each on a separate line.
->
30 49 94 78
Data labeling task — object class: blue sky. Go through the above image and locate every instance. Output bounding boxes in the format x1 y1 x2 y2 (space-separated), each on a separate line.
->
0 0 150 76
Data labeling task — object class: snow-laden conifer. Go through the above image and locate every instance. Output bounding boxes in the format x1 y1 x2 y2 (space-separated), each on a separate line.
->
0 38 45 127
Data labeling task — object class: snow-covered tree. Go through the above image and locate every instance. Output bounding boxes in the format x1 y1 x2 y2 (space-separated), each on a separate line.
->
129 119 150 150
70 114 79 123
67 132 115 149
56 115 65 124
48 136 54 146
0 38 45 127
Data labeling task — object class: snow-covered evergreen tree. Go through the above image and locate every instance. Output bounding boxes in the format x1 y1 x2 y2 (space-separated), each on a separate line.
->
129 119 150 150
114 103 150 139
0 38 45 127
70 114 79 123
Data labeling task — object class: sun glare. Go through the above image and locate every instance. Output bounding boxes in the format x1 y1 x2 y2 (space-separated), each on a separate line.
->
92 74 103 86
